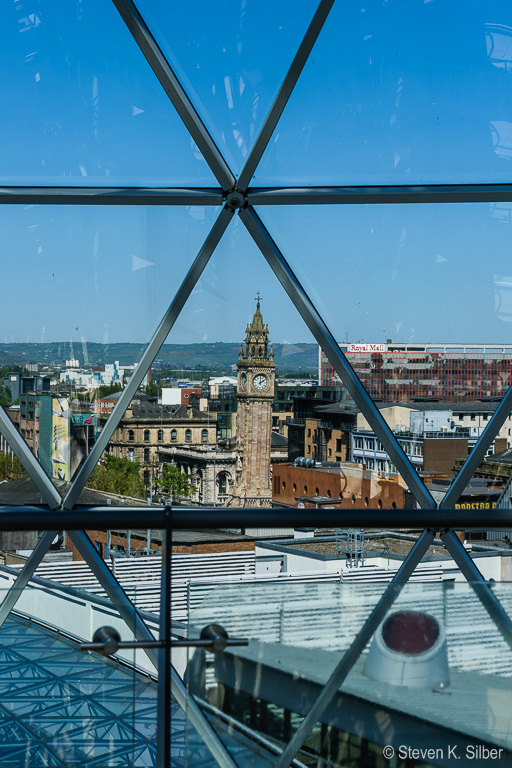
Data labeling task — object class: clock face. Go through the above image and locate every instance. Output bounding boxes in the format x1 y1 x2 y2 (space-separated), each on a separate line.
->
253 374 268 391
241 373 247 390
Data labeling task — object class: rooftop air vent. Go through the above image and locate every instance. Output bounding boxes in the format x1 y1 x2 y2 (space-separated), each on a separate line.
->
363 610 450 689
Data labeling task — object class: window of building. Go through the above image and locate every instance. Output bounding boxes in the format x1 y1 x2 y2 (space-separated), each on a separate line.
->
201 428 208 443
158 429 164 442
185 429 192 442
171 429 177 441
471 414 476 421
128 430 135 443
128 449 134 462
217 471 229 499
144 429 150 442
144 448 149 463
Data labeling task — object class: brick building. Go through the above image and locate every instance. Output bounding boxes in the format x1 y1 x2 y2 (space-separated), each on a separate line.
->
272 462 408 510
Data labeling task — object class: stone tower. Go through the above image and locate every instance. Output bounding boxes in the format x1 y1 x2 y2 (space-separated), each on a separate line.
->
233 296 275 507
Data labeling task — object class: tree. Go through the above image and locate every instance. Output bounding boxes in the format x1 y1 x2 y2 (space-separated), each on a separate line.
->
95 382 123 400
0 385 12 407
158 464 194 499
87 454 145 499
144 382 161 398
0 454 27 482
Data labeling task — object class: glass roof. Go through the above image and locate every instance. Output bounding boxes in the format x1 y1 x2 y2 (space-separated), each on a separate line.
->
0 614 157 766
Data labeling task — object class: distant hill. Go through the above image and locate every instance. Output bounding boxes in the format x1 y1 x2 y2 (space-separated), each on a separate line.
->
0 342 319 375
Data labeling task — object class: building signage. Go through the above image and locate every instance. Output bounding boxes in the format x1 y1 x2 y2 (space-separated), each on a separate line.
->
71 414 96 426
52 397 70 482
455 501 495 510
348 343 386 353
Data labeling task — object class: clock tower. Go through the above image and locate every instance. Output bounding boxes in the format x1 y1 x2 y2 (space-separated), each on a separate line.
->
233 295 275 507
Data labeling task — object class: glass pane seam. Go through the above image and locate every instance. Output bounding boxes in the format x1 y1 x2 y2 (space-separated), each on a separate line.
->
239 205 436 508
63 206 233 509
112 0 235 191
238 0 335 190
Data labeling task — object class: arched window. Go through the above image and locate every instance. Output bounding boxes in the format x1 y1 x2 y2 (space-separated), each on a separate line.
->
171 429 177 441
128 430 135 443
144 429 150 442
157 429 163 442
201 428 208 443
185 429 192 442
196 470 203 502
217 471 229 500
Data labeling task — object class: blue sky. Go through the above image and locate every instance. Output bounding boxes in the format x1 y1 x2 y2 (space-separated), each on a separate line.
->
2 0 512 346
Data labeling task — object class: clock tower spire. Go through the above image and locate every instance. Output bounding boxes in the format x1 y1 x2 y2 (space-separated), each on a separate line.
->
233 295 275 506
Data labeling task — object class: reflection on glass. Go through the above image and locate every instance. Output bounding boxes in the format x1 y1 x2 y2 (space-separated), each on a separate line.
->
186 581 512 767
256 1 512 185
486 23 512 71
0 582 155 766
0 0 215 185
133 0 319 175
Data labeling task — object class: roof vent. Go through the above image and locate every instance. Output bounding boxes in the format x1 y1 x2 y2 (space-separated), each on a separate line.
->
363 611 450 689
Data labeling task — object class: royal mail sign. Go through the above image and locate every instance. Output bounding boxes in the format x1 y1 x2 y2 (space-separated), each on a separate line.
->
348 343 386 353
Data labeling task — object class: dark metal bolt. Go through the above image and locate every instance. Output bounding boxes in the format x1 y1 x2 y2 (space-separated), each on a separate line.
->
92 626 121 655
